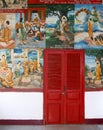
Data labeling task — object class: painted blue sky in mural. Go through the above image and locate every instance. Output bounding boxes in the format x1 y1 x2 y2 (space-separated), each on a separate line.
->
85 55 96 69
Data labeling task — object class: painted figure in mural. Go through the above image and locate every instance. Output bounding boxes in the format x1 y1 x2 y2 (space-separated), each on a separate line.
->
91 6 98 23
34 15 39 23
0 20 12 43
19 18 27 44
95 58 102 80
15 61 21 78
88 18 94 41
32 27 42 41
23 57 29 77
60 15 68 35
86 70 95 84
1 68 14 88
0 54 14 88
1 55 8 68
15 22 20 36
29 59 34 74
34 60 37 72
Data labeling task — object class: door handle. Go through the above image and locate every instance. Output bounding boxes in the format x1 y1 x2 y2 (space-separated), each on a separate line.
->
61 92 65 95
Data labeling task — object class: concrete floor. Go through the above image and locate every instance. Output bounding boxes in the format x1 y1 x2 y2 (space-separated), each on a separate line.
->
0 125 102 130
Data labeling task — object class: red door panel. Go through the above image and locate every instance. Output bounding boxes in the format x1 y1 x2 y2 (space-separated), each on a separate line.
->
44 50 64 124
66 101 80 123
46 101 63 124
64 50 84 124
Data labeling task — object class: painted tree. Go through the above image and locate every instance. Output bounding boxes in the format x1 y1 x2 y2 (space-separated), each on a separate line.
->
86 49 103 59
46 4 74 21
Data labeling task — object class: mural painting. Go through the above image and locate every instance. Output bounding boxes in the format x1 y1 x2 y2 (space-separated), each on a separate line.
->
85 49 103 89
75 4 103 49
15 7 46 49
46 4 74 48
0 49 43 89
13 49 43 88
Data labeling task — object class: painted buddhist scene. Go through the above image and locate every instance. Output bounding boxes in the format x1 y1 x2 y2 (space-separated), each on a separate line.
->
0 49 14 88
15 7 46 49
46 4 74 48
0 0 27 9
85 49 103 89
13 49 43 88
0 13 15 49
75 4 103 49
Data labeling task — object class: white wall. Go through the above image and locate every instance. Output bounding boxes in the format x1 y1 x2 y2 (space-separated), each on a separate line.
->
85 91 103 119
0 91 103 120
0 92 43 120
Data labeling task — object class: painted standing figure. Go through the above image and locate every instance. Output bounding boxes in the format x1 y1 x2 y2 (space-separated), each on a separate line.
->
19 18 27 44
88 18 94 40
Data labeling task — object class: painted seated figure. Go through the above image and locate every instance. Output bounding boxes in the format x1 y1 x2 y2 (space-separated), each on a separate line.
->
1 54 8 68
0 20 12 43
1 68 14 88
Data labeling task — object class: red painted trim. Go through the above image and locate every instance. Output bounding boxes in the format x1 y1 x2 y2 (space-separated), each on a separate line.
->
85 119 103 124
0 120 43 125
85 88 103 92
1 119 103 125
28 7 46 10
0 88 43 92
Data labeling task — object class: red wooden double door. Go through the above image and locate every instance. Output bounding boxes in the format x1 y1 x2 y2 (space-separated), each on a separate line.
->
44 49 85 124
